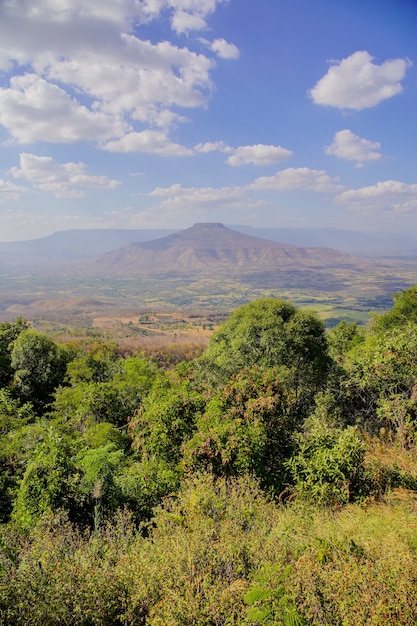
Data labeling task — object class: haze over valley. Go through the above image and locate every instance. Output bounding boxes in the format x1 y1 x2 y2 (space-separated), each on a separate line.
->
1 223 416 333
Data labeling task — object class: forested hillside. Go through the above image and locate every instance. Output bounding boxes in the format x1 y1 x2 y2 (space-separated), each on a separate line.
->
1 290 417 624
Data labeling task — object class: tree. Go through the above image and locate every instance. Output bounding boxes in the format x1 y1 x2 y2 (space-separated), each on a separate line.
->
0 318 28 388
76 444 124 531
343 322 417 438
199 298 331 396
182 366 298 491
53 381 132 431
11 330 69 412
372 286 417 332
327 320 364 362
65 341 119 384
116 456 179 523
11 427 78 528
53 354 157 431
0 389 34 521
128 372 206 465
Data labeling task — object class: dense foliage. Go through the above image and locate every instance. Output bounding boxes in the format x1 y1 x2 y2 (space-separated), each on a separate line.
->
2 291 417 623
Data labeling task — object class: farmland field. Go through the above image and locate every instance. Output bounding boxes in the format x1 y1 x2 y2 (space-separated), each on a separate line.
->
0 258 416 342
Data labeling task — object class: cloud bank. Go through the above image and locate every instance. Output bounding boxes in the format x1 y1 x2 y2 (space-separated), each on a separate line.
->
0 0 236 152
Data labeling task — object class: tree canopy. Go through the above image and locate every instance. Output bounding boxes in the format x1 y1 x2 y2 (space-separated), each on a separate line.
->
199 298 331 399
11 329 69 412
3 291 417 623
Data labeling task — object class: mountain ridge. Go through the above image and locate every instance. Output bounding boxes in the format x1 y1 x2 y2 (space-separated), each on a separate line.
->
86 222 356 276
1 224 416 269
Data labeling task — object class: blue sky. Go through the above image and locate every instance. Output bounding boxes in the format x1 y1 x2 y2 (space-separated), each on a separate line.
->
0 0 417 241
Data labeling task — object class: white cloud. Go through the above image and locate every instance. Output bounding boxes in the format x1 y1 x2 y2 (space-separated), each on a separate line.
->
195 141 231 153
325 130 383 166
309 51 411 110
194 142 292 166
104 130 193 155
171 10 207 33
250 168 343 192
335 180 417 213
167 0 225 33
45 35 213 119
144 166 344 225
211 38 240 60
0 1 151 71
0 74 125 144
146 168 341 222
226 144 293 167
144 180 264 226
149 182 250 207
0 0 225 55
0 179 27 204
10 153 120 198
0 0 150 31
0 0 225 148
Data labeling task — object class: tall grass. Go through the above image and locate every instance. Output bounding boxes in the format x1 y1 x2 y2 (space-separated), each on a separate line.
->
2 475 417 625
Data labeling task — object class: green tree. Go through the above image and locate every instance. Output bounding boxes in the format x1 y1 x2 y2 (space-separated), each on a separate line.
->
199 299 331 395
53 354 157 431
0 388 34 436
372 286 417 332
327 320 364 362
76 444 124 531
128 372 206 465
0 318 28 388
65 341 119 384
53 381 132 430
343 322 417 438
116 456 180 523
0 389 34 521
110 354 158 415
11 427 78 528
11 330 69 412
182 367 297 491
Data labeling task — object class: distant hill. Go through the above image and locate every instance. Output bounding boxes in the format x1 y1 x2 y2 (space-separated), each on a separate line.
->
230 226 417 258
0 228 177 266
86 223 356 276
0 225 416 269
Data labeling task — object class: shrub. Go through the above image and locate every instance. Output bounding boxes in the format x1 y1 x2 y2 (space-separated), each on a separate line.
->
286 415 366 505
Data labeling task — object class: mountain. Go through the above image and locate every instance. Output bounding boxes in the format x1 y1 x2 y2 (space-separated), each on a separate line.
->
1 226 416 269
87 222 356 276
0 228 177 266
230 226 417 258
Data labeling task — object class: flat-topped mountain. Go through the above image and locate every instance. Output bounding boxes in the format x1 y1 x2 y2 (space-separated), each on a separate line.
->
88 222 356 276
1 226 416 269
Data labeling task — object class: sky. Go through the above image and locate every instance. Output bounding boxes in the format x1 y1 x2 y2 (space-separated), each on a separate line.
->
1 0 417 241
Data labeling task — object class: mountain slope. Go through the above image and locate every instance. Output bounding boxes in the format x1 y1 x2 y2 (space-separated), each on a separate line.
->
88 223 356 276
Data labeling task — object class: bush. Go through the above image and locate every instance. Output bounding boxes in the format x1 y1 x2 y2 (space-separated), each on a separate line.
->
119 474 280 626
0 510 135 625
286 415 366 505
